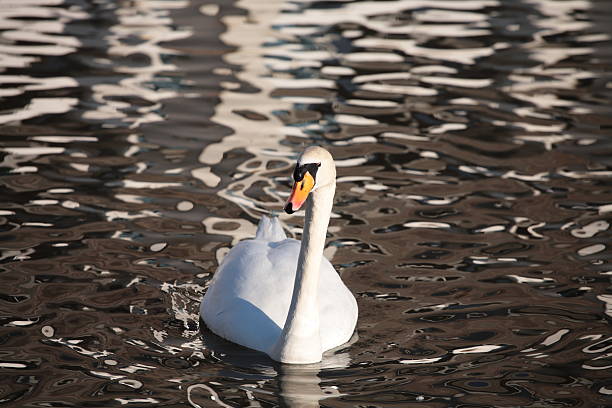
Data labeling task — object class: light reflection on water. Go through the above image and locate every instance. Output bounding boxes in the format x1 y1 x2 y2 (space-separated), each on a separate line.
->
0 0 611 406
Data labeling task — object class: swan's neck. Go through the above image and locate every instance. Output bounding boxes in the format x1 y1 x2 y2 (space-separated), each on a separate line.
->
271 182 335 364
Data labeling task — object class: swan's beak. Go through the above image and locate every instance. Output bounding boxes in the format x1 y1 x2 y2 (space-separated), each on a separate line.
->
285 171 315 214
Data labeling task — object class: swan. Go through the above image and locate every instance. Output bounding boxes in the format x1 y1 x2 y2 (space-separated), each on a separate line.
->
200 146 358 364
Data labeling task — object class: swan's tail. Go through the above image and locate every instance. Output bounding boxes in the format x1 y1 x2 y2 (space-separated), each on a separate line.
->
255 215 287 242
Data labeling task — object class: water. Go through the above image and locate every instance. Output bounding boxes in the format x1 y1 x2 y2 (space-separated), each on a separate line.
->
1 0 611 406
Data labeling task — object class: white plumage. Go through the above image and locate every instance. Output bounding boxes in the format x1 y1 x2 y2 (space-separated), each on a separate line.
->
200 146 358 364
200 216 357 355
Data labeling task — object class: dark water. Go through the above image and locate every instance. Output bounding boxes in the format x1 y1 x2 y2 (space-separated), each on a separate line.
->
1 0 611 406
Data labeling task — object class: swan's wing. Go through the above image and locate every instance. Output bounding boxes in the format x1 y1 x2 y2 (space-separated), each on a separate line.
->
200 239 299 354
318 259 359 351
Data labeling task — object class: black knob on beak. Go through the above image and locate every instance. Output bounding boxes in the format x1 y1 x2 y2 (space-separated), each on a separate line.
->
284 202 294 214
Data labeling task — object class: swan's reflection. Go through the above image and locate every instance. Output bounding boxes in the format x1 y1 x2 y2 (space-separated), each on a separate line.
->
194 325 354 407
276 350 349 407
277 364 326 408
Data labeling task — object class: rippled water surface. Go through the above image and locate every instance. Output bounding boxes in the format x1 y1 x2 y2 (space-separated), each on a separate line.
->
1 0 611 406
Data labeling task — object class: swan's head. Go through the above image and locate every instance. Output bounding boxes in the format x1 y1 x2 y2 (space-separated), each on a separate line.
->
285 146 336 214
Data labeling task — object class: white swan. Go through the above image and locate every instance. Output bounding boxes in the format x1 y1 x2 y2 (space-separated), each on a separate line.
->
200 146 358 364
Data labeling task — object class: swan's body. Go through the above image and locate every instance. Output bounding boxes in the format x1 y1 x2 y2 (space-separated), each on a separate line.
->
200 147 358 364
200 216 357 359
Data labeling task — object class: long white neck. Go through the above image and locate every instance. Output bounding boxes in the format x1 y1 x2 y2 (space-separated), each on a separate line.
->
270 182 335 364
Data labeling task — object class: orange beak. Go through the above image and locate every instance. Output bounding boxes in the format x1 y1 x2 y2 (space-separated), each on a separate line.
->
285 171 315 214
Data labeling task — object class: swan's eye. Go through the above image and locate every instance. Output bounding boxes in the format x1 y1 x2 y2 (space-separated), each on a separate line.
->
293 162 321 182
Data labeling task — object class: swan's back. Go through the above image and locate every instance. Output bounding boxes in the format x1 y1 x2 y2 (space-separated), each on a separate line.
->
200 216 357 356
254 214 286 241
